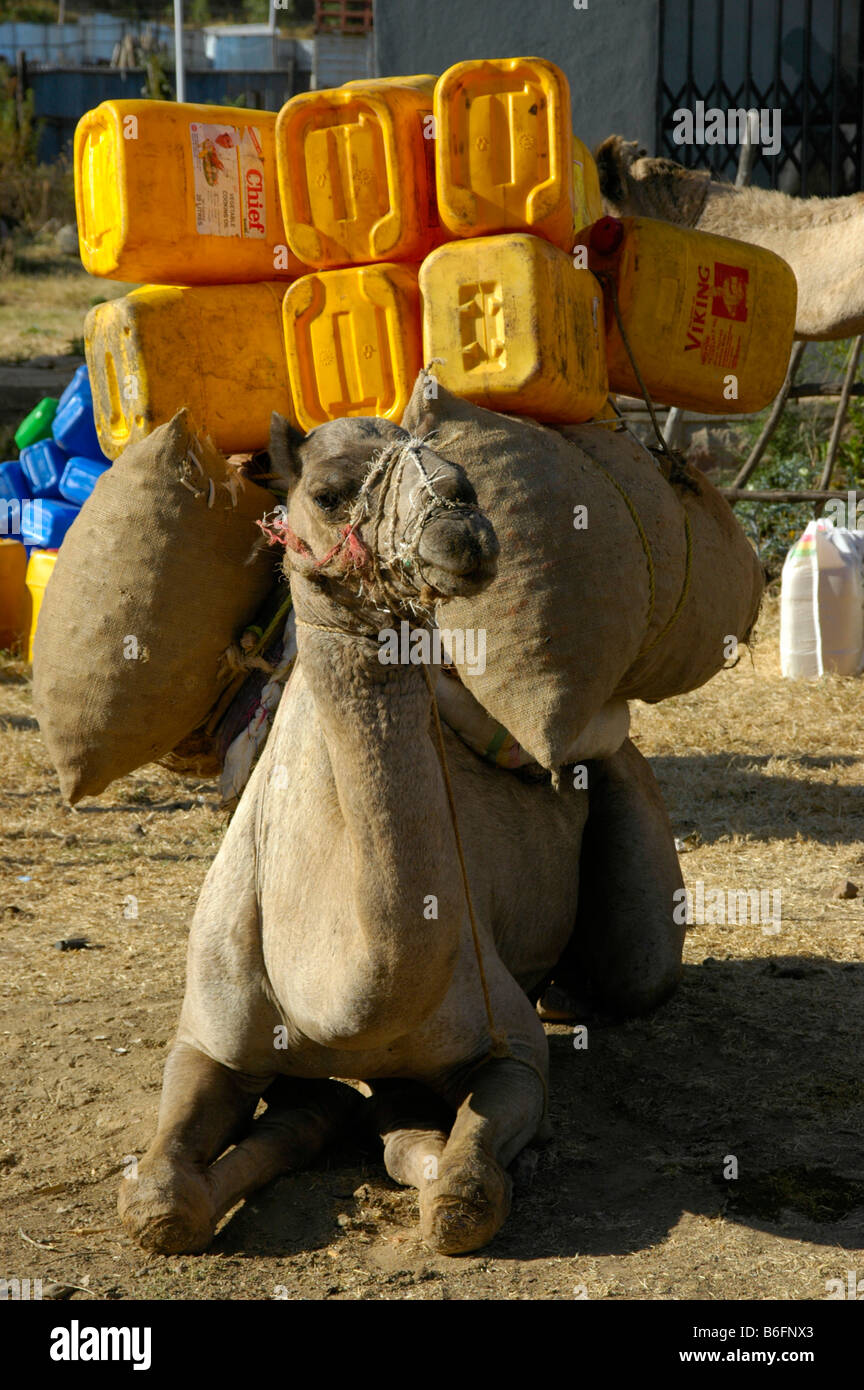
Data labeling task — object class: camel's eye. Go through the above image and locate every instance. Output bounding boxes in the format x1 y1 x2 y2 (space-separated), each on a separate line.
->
312 488 342 513
309 465 360 513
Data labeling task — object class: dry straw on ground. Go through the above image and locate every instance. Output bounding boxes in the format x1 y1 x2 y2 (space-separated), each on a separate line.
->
0 592 862 1300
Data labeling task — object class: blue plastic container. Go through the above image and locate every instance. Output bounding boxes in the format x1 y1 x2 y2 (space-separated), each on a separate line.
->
0 461 30 505
19 439 67 499
21 499 79 550
57 363 89 412
59 455 110 506
52 366 107 460
0 461 31 540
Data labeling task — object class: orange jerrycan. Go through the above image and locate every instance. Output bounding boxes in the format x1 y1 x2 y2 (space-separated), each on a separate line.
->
75 99 305 283
434 57 574 251
420 233 607 423
572 136 603 233
574 216 797 413
0 538 28 652
282 263 422 430
85 283 292 458
276 80 441 268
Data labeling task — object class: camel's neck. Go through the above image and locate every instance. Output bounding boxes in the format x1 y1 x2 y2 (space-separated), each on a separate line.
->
288 573 464 1037
697 182 864 340
701 180 864 227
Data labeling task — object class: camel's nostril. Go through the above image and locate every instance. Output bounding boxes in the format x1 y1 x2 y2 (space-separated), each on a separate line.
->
418 513 499 579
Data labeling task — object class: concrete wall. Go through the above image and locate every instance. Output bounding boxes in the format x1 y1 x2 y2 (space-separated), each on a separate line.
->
374 0 660 153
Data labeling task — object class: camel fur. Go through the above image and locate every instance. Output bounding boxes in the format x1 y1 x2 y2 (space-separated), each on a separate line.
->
118 414 685 1258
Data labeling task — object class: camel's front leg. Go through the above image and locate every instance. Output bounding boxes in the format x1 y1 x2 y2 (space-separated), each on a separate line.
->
419 1054 546 1254
119 1043 363 1254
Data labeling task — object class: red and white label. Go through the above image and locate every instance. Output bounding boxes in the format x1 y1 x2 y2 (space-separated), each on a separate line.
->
189 122 267 239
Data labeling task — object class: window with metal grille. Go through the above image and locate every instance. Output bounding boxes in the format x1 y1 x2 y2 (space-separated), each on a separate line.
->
656 0 863 194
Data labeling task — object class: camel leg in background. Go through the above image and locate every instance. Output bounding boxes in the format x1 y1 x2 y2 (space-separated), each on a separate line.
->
119 1042 363 1254
373 1079 452 1191
543 738 685 1021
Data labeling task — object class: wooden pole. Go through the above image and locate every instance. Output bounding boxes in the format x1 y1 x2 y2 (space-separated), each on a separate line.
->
15 50 27 133
817 334 863 492
731 340 806 491
735 108 759 186
173 0 185 103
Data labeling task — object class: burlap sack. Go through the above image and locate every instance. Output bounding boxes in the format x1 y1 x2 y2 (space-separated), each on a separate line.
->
33 410 277 803
560 423 764 702
402 374 762 768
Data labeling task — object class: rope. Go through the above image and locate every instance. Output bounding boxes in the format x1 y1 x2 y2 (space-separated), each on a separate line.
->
582 271 701 650
258 433 479 624
205 591 295 737
595 270 673 457
639 510 693 657
586 456 657 632
420 662 549 1118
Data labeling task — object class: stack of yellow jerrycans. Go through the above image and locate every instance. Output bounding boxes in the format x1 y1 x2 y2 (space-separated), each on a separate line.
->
75 57 797 454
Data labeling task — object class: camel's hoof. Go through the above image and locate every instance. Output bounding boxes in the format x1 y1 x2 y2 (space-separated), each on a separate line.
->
118 1165 215 1255
419 1153 512 1255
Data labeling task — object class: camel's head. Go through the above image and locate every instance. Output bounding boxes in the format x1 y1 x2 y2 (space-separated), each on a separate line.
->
265 413 499 616
594 134 711 223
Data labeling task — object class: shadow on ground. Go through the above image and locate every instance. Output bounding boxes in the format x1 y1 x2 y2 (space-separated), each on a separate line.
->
208 957 864 1261
650 753 864 844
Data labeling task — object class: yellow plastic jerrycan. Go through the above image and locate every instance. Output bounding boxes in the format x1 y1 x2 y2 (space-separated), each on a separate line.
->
25 548 57 663
434 57 575 251
282 263 423 430
0 538 28 652
341 75 437 94
276 79 442 268
420 233 607 423
574 215 797 413
75 100 305 284
572 136 603 233
85 282 292 458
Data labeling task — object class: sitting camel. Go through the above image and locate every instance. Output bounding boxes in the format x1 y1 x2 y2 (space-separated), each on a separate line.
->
119 415 685 1257
595 134 864 341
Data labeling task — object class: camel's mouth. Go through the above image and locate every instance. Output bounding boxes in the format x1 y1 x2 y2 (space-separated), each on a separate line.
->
414 559 497 601
414 510 499 599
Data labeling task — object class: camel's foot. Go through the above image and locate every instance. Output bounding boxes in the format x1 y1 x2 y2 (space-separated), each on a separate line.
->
120 1042 367 1256
536 982 596 1023
118 1157 216 1255
419 1144 512 1255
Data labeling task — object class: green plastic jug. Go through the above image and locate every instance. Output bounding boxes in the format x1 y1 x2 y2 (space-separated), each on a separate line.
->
14 397 59 451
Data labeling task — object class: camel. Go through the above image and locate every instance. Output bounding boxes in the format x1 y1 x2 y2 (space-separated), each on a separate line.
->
595 134 864 341
118 414 685 1257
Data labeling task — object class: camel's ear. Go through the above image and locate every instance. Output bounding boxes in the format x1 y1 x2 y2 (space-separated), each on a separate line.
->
594 134 634 205
269 412 306 488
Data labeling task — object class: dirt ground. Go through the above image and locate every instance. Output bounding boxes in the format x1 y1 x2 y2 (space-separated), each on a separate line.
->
1 594 862 1302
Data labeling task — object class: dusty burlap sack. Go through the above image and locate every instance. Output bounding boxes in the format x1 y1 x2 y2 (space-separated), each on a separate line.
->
402 373 762 768
559 422 765 702
33 410 277 803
